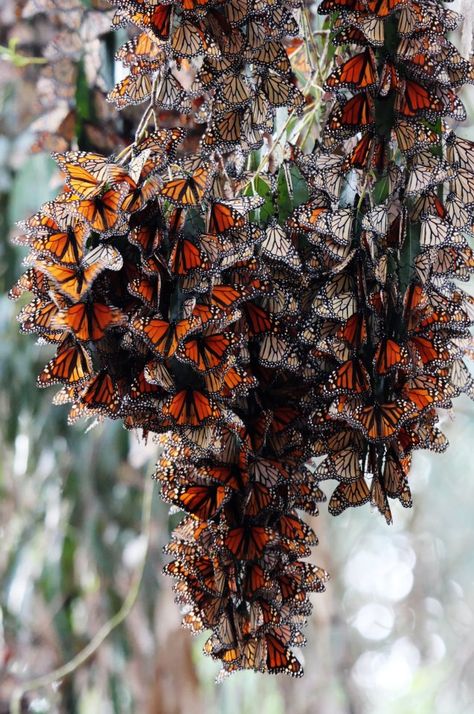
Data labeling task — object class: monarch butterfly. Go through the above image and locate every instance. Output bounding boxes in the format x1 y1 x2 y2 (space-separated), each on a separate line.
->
190 302 233 331
277 513 318 544
334 316 366 356
204 363 257 399
405 152 451 196
160 163 211 206
71 370 121 420
334 399 416 441
421 287 470 330
370 477 393 524
313 291 358 322
415 418 450 453
382 448 411 497
144 359 176 393
291 197 329 231
411 191 446 222
198 462 246 492
248 40 292 75
344 131 387 173
9 267 51 301
328 477 371 515
394 120 439 157
248 457 284 488
107 70 153 109
161 388 221 427
428 245 474 282
140 251 167 278
171 19 211 59
367 0 409 16
374 338 411 374
203 110 246 152
35 247 121 301
130 314 201 359
214 72 252 110
224 526 273 560
316 447 363 483
324 358 371 396
154 70 192 114
322 441 361 478
436 86 466 122
334 12 385 45
445 359 474 398
75 185 129 234
37 337 92 388
259 70 301 109
244 481 274 517
443 193 471 229
449 166 474 204
129 219 164 258
20 210 89 266
52 152 128 200
210 282 263 313
169 236 213 277
134 128 184 170
18 296 64 338
327 93 375 135
115 2 172 40
120 165 161 214
395 80 444 118
115 32 167 71
257 332 291 368
52 302 126 341
194 554 227 597
182 0 223 12
128 369 164 404
128 272 161 309
325 49 377 91
402 375 450 411
220 0 251 25
419 215 459 249
242 563 273 598
206 9 245 58
162 481 230 521
177 332 240 373
260 223 301 269
403 282 428 330
207 200 247 234
446 132 474 171
265 632 303 677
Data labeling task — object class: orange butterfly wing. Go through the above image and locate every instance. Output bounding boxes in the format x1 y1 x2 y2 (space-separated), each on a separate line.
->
162 388 220 426
326 49 377 90
37 340 92 387
208 202 245 234
54 302 125 341
76 188 126 233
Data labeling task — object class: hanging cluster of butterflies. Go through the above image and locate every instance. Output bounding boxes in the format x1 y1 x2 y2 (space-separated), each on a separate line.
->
10 78 327 677
281 0 474 524
108 0 305 154
11 0 474 679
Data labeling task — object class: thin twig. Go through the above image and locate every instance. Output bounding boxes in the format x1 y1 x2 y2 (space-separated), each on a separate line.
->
9 476 155 714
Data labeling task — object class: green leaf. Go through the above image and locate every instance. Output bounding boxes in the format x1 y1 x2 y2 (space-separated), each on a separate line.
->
277 164 309 223
245 176 274 224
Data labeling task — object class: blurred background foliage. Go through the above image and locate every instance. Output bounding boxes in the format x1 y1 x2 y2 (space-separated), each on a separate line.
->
0 1 473 713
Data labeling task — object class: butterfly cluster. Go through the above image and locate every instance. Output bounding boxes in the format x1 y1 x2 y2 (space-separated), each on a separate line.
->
11 0 330 674
284 0 474 523
108 0 305 154
11 0 474 679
